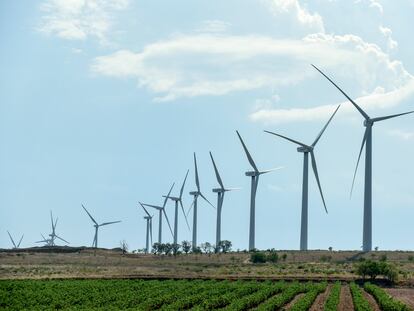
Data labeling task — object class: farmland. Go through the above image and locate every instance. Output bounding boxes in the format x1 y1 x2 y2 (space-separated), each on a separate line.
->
1 278 413 310
1 248 414 310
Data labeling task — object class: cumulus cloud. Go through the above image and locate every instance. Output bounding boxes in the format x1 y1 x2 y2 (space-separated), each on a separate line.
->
264 0 325 34
379 26 398 51
91 32 411 103
38 0 129 44
354 0 383 14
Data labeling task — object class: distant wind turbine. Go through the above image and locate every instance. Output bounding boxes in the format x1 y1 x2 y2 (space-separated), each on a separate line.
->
313 64 414 251
188 153 215 250
164 170 190 245
141 183 175 244
236 131 283 251
265 104 340 250
139 202 153 253
82 204 121 248
209 152 240 247
7 231 24 249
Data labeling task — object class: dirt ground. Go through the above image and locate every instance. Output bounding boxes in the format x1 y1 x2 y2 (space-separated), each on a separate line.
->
362 290 381 311
0 248 413 285
309 284 332 311
386 288 414 309
338 285 354 311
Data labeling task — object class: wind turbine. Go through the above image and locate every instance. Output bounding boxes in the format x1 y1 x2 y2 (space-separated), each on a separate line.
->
164 170 190 245
141 183 175 244
47 211 69 246
35 233 52 246
265 105 340 250
82 204 121 248
7 231 24 249
188 153 215 250
209 151 239 247
236 131 283 251
313 64 414 251
139 203 153 253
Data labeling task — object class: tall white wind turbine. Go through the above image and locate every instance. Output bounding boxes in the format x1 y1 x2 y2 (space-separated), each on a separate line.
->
7 231 24 249
265 105 340 250
313 64 414 251
82 204 121 248
141 183 175 244
209 152 239 247
139 202 153 253
164 170 190 245
236 131 282 251
188 153 215 250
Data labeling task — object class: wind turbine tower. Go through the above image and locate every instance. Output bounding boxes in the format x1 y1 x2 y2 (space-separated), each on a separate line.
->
139 202 153 253
236 131 282 251
142 183 175 244
188 153 215 250
313 64 414 251
209 152 239 247
265 105 340 250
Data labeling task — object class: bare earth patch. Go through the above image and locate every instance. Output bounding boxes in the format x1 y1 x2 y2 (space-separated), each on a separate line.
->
386 288 414 309
339 284 354 311
284 293 305 310
309 284 332 311
362 290 380 311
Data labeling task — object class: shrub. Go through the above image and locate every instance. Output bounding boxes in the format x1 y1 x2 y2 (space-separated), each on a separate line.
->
357 260 398 282
267 251 279 263
250 252 267 264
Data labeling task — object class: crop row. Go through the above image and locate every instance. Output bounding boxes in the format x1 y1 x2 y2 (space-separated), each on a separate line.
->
323 281 341 311
364 282 411 311
350 282 372 311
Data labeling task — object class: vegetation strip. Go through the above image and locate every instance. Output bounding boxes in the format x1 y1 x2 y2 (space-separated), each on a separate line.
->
364 282 412 311
324 281 341 311
350 282 373 311
289 282 327 311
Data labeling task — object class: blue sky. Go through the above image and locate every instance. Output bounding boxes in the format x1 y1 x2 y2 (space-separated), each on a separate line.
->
1 0 414 251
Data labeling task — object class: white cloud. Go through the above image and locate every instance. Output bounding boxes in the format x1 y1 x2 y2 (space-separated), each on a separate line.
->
354 0 383 14
250 79 414 124
264 0 325 34
91 33 411 103
196 20 231 33
38 0 129 44
388 129 414 141
379 25 398 51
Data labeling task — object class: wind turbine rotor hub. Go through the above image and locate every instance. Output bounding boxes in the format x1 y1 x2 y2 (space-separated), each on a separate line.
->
363 119 373 127
212 188 224 193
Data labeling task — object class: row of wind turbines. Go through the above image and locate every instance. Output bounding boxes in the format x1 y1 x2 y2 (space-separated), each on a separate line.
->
138 65 414 253
5 66 413 252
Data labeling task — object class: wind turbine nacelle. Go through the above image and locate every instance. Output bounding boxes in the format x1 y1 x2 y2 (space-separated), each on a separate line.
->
245 171 258 176
297 146 312 153
212 188 224 193
189 191 199 196
363 119 373 127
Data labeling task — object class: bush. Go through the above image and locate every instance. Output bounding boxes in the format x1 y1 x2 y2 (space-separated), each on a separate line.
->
267 252 279 263
357 260 398 282
250 252 267 264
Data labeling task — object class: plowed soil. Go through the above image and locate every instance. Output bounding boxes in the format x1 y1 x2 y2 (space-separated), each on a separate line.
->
309 284 332 311
362 290 381 311
386 288 414 309
338 284 354 311
284 293 305 310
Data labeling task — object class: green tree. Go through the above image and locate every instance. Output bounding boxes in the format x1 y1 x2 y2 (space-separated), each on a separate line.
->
181 241 191 254
219 240 232 253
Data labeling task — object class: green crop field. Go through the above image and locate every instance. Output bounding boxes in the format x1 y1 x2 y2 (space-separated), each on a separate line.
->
0 279 412 310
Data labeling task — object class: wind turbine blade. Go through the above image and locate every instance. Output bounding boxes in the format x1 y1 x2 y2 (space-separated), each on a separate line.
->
139 202 151 217
186 198 195 217
194 153 200 192
99 221 121 226
50 211 55 231
350 128 367 198
149 219 153 246
163 183 175 208
162 209 174 237
41 233 47 240
199 192 215 209
236 130 259 172
209 152 224 189
225 187 242 191
312 64 370 120
54 218 58 232
141 203 162 210
180 200 191 231
264 130 307 147
371 110 414 123
310 151 328 213
260 167 284 174
311 105 341 147
17 235 24 248
179 170 189 200
82 204 98 225
55 235 69 244
7 231 16 248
